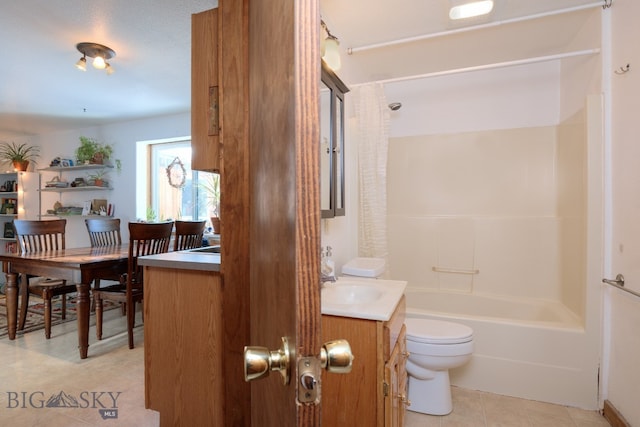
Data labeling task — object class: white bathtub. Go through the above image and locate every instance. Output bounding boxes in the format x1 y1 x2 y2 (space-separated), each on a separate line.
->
404 288 598 408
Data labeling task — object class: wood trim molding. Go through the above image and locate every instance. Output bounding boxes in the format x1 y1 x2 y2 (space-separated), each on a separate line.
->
603 400 631 427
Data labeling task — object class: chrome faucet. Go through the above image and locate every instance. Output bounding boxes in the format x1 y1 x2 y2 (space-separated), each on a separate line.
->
321 272 337 284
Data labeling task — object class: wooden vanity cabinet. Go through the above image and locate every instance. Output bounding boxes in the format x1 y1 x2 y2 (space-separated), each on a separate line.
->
385 324 408 427
143 266 224 426
321 296 407 426
191 8 220 172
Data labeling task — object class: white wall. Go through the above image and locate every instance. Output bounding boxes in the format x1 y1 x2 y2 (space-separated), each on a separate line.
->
386 125 589 309
385 61 561 137
11 113 190 247
604 0 640 424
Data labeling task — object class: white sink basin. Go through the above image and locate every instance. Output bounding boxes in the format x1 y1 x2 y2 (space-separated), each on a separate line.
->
321 278 407 321
322 282 383 305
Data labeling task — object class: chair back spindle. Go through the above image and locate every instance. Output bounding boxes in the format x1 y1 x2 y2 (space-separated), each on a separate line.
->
13 219 66 253
85 218 122 247
173 220 206 251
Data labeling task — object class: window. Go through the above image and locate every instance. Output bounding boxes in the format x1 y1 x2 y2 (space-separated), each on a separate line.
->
142 139 218 225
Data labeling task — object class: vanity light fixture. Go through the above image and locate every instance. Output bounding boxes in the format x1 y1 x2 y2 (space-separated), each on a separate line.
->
321 20 341 71
449 0 494 20
75 42 116 75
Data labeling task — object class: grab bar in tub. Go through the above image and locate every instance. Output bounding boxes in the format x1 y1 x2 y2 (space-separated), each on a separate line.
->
432 266 479 275
603 274 640 299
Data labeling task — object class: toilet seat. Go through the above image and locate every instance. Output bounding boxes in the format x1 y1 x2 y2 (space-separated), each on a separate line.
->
405 318 473 344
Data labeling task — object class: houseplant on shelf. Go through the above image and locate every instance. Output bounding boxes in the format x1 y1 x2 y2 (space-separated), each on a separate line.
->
200 173 220 234
0 141 40 171
75 136 114 165
87 169 110 187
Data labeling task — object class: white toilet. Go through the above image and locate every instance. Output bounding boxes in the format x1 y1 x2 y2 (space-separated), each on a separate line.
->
341 257 474 416
404 318 474 415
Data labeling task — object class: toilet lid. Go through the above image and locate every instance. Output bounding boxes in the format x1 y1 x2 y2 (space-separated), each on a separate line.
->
405 318 473 344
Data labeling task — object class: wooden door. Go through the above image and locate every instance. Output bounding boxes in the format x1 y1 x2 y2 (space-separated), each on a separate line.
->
217 0 321 425
247 0 321 425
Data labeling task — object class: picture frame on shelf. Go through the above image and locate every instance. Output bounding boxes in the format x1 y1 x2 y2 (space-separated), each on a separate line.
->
1 201 15 215
92 199 108 215
4 222 14 239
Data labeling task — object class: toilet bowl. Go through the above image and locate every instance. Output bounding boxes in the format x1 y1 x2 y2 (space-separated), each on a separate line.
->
340 257 474 415
404 318 474 416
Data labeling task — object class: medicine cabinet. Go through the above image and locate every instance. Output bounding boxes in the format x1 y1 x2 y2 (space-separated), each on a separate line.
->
320 61 349 218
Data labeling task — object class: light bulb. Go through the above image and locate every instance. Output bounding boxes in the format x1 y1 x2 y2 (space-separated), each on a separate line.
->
449 0 494 20
105 63 114 75
320 22 329 57
75 57 87 71
93 55 106 69
322 36 341 71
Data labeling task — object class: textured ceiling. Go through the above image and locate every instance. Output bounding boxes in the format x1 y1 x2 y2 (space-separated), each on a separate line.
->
0 0 216 140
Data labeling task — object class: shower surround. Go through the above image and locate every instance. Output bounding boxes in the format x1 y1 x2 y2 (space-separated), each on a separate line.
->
386 98 603 408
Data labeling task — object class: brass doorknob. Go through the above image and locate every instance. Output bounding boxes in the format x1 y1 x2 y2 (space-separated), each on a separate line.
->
321 339 354 373
244 337 290 384
298 339 354 403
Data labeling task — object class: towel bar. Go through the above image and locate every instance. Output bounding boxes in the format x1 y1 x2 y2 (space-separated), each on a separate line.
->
432 266 479 275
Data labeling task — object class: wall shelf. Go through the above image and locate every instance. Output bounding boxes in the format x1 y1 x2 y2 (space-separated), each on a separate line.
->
38 164 114 219
0 171 39 254
40 186 111 193
38 164 114 173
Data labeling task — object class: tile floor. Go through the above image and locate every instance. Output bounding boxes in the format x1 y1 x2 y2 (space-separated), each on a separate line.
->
404 386 611 427
0 309 611 427
0 308 158 426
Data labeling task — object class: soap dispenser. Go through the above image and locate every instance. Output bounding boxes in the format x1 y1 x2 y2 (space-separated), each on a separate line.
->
325 246 335 279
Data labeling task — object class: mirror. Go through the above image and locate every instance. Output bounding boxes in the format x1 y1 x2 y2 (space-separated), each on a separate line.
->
320 79 331 213
321 61 349 218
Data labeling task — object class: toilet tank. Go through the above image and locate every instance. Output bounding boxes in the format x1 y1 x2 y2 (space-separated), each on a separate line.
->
341 257 386 278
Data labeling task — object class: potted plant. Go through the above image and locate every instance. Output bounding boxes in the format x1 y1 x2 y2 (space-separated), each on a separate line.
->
75 136 114 165
200 173 220 234
87 169 109 187
0 141 40 171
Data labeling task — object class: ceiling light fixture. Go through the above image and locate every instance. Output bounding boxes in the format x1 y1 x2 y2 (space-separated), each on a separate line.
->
449 0 494 20
321 20 341 71
75 56 87 71
75 42 116 75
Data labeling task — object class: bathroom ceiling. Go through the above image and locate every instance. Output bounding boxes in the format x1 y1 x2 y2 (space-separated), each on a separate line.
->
322 0 604 84
0 0 603 140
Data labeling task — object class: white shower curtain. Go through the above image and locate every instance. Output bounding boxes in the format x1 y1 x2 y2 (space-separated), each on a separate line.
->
353 83 390 266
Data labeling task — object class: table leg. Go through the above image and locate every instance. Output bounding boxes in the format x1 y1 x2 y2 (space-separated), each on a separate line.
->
76 282 90 359
5 273 17 340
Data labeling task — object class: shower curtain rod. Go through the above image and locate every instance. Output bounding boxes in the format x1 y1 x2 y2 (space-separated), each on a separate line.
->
347 1 605 55
351 48 600 87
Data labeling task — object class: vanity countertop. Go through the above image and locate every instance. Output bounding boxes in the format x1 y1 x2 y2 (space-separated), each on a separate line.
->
138 249 220 272
321 277 407 321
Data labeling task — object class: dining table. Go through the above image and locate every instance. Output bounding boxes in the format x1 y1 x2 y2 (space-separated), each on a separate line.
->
1 245 129 359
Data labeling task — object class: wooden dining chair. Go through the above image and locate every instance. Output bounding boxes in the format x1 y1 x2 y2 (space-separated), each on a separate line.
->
12 219 77 339
173 220 206 251
84 218 122 311
85 218 122 247
93 221 173 349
